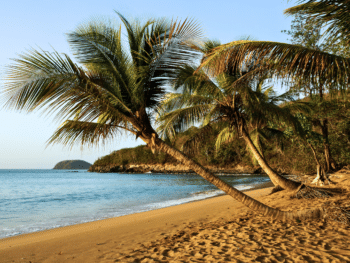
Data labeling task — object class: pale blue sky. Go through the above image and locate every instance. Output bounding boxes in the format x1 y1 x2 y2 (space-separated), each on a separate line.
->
0 0 295 169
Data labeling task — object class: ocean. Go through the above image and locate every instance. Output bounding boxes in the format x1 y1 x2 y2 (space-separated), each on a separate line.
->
0 169 271 239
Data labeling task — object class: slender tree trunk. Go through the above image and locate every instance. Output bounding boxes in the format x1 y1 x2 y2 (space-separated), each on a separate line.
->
318 83 337 172
308 141 321 168
321 119 337 171
149 136 325 222
307 141 331 186
241 128 301 191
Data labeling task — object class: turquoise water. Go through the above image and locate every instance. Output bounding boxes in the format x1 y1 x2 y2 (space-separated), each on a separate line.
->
0 169 271 238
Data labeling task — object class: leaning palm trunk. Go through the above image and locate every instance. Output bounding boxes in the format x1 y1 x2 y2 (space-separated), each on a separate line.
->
241 128 302 191
146 134 326 222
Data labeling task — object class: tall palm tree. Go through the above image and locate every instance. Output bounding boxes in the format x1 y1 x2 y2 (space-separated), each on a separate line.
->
156 61 308 191
0 14 333 222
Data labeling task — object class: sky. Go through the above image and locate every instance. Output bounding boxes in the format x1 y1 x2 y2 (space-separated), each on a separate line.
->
0 0 296 169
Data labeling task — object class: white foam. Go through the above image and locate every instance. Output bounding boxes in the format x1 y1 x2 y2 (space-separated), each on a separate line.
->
142 184 254 211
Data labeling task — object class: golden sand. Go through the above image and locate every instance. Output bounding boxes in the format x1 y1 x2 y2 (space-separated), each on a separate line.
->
1 172 350 263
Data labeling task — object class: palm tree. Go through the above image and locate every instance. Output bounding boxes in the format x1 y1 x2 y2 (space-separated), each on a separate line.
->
0 14 336 222
156 59 309 192
199 0 350 172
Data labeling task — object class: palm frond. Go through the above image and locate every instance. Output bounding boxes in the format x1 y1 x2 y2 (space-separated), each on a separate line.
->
201 40 350 91
157 92 215 115
286 1 350 44
172 65 225 104
203 105 222 126
67 20 136 109
156 103 214 139
200 39 222 54
115 12 155 66
281 100 311 115
47 120 135 149
147 18 203 84
2 50 134 126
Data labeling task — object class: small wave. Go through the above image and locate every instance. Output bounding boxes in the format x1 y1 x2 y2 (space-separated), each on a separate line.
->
141 184 255 211
190 184 254 198
217 173 257 176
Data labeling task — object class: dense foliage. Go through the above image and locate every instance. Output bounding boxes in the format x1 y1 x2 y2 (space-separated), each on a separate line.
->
93 125 252 168
94 99 350 174
94 145 170 166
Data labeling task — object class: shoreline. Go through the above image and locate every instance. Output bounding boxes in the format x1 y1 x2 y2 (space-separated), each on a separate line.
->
1 172 349 262
0 184 274 263
0 180 274 241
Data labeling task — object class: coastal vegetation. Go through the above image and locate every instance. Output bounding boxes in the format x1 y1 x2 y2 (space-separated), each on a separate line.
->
2 0 350 223
93 104 350 175
93 126 246 168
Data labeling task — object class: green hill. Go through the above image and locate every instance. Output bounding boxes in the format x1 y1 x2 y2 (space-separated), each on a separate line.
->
53 160 92 170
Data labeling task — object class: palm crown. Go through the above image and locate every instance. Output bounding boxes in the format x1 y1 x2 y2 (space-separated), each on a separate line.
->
2 14 202 149
156 44 309 190
157 50 307 146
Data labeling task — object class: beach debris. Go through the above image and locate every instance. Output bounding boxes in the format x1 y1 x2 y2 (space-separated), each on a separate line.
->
323 200 350 225
286 173 345 201
294 184 343 199
291 183 350 225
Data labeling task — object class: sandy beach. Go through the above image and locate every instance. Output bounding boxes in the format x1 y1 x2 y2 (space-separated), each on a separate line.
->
1 172 350 263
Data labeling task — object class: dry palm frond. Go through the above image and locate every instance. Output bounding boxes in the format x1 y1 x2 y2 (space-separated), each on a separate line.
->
294 184 344 199
292 182 350 224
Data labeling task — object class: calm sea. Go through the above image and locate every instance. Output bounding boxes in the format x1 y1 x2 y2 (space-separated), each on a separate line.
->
0 169 270 239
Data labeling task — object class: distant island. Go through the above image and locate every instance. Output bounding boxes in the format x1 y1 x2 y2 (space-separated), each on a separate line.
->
53 160 92 170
